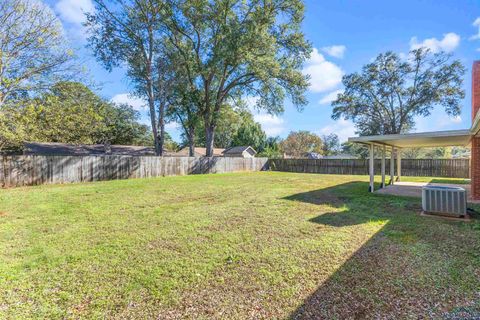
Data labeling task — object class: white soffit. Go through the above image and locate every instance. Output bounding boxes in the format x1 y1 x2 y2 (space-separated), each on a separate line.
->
348 130 472 148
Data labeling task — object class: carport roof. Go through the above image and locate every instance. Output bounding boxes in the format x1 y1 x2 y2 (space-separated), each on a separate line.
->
348 129 472 148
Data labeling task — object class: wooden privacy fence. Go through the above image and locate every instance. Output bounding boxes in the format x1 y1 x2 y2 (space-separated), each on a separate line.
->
268 158 470 178
0 155 269 187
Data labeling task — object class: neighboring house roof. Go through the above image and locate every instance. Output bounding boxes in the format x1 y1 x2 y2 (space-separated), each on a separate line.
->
321 154 358 159
222 146 257 155
176 147 225 157
305 152 321 159
23 142 159 156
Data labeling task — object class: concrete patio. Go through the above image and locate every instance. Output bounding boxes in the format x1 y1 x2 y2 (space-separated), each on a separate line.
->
376 181 473 202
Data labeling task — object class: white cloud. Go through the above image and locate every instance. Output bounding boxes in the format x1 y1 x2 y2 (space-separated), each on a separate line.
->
409 32 460 53
302 48 344 93
450 115 462 124
470 17 480 40
434 115 463 128
55 0 94 24
321 45 346 59
318 118 356 142
319 89 343 105
111 93 147 111
242 96 286 136
254 114 286 136
414 108 464 132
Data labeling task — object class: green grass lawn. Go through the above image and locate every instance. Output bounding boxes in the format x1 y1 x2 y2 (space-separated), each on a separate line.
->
400 176 471 184
1 172 479 319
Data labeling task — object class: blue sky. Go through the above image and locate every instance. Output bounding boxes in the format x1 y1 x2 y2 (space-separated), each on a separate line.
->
46 0 480 142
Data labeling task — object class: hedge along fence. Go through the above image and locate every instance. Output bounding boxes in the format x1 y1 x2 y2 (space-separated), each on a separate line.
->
0 155 269 188
268 158 470 179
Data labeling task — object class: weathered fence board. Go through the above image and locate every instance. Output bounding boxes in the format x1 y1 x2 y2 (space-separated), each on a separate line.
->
0 156 469 188
269 158 470 178
0 156 270 188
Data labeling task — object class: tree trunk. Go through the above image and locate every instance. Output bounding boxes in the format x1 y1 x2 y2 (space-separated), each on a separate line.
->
148 94 161 156
145 26 160 156
146 61 160 155
158 102 166 156
188 126 195 157
205 125 215 157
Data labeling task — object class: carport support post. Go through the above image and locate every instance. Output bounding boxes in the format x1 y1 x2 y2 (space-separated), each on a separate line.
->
396 148 402 182
369 143 374 192
381 145 386 188
390 148 395 185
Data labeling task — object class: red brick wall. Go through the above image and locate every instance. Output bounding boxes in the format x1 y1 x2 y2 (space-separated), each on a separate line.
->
471 61 480 200
472 62 480 121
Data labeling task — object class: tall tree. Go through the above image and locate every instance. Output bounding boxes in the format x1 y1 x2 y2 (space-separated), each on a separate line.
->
164 0 311 156
332 48 465 135
321 133 340 156
231 111 267 151
341 141 368 159
280 131 323 158
86 0 168 155
214 107 243 148
167 73 201 156
153 52 176 154
102 103 154 146
2 82 153 149
187 106 267 151
23 82 108 144
0 0 76 105
258 136 282 158
0 102 27 150
186 104 242 149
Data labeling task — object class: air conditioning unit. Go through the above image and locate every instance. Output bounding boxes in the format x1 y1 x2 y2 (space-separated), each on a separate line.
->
422 186 467 217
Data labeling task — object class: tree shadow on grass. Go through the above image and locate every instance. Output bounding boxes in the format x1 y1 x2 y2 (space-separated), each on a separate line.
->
283 181 480 319
283 181 394 227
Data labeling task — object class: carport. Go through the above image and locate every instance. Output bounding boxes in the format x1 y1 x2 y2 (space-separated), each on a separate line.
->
348 129 472 193
347 61 480 200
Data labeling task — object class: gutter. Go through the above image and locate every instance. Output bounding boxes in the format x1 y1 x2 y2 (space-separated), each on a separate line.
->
471 110 480 136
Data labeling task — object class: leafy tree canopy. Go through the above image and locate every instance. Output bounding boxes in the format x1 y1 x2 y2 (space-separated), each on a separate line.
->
258 136 283 158
164 0 311 156
321 133 341 156
401 147 470 159
341 141 368 159
231 112 267 152
1 82 153 150
280 131 323 158
86 0 168 155
332 48 466 135
0 0 77 105
183 105 267 151
189 105 243 149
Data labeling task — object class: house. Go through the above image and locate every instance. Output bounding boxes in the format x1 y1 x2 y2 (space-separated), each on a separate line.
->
23 142 160 156
176 147 225 157
222 146 257 158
